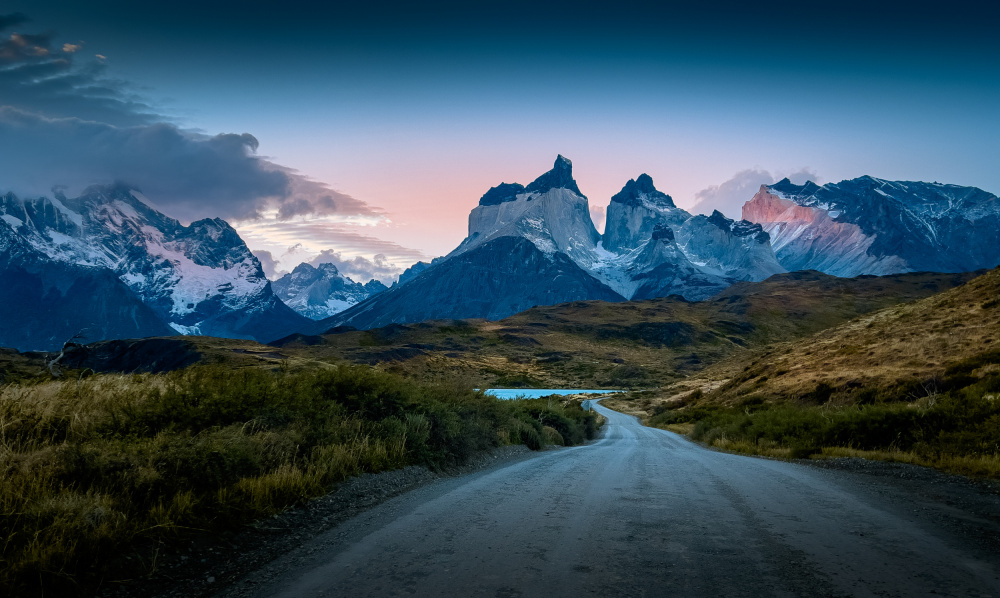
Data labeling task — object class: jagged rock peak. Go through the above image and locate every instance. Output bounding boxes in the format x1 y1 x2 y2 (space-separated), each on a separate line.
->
364 279 389 294
397 260 431 286
769 178 823 198
292 262 318 274
285 262 347 283
651 223 674 242
707 210 730 228
525 155 585 197
706 210 770 243
479 182 526 206
610 174 675 208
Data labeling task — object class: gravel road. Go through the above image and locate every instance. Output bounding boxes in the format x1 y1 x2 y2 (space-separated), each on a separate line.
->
219 403 999 598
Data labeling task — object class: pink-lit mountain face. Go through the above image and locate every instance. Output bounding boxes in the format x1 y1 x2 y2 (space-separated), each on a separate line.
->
743 177 1000 277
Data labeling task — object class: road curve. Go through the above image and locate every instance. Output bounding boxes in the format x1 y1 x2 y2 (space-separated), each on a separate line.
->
222 403 999 598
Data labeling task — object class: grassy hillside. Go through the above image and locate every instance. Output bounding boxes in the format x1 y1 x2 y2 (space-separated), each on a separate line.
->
269 270 976 388
0 365 596 595
614 267 1000 477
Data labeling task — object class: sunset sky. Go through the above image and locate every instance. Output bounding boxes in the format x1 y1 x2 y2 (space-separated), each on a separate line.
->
2 1 998 282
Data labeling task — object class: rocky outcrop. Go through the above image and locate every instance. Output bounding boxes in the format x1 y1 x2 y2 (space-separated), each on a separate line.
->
627 224 732 300
674 210 785 282
602 174 689 253
457 155 601 269
396 261 432 286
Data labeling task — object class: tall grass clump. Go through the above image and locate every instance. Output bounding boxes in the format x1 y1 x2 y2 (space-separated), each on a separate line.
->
0 364 591 595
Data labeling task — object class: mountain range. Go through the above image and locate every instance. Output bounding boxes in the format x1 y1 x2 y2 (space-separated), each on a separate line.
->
743 177 1000 276
0 185 307 350
2 157 998 351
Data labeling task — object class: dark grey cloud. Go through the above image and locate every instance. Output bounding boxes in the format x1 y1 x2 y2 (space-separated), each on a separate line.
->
0 107 379 222
0 23 160 127
690 168 820 219
0 17 382 223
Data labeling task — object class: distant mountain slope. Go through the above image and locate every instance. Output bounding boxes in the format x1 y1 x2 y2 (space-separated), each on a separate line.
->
272 262 387 320
743 177 1000 276
0 185 308 349
311 235 625 330
0 255 175 351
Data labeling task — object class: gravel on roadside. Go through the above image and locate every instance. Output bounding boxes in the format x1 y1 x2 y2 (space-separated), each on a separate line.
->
800 456 1000 556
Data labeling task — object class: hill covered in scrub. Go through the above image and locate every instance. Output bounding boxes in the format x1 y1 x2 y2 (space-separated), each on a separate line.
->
1 270 978 390
620 267 1000 477
270 270 980 388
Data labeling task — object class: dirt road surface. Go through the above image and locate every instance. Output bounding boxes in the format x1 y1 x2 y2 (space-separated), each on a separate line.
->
219 403 999 597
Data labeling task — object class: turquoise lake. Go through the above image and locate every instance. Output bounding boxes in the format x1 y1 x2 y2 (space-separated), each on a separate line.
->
484 389 623 400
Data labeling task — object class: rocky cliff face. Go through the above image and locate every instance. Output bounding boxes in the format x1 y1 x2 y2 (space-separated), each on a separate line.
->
272 262 387 320
602 174 690 253
0 185 308 349
626 224 731 301
456 155 601 269
674 210 785 282
742 177 1000 276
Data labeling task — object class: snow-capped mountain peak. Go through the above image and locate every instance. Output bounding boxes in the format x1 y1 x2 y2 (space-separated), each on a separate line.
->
603 174 692 253
271 261 387 320
0 184 308 346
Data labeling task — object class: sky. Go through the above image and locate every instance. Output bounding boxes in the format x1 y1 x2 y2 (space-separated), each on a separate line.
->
2 1 998 283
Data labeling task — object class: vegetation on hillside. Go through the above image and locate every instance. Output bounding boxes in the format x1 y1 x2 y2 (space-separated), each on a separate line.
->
0 364 597 595
289 271 977 388
615 267 1000 478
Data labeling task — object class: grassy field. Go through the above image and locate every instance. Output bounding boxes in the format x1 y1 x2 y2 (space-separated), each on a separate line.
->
609 267 1000 478
0 364 596 595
